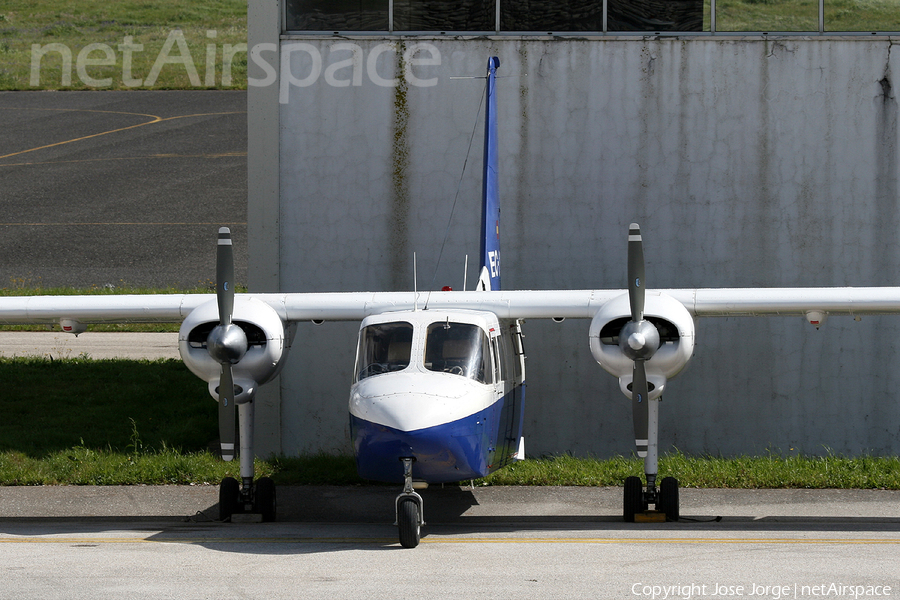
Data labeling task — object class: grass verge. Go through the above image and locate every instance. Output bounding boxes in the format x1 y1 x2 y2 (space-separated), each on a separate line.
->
479 452 900 489
1 355 898 488
0 0 248 91
4 450 900 488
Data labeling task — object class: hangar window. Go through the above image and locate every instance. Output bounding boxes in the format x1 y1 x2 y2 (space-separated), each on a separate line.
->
606 0 702 32
501 0 604 31
286 0 389 31
286 0 702 32
502 0 702 32
394 0 495 31
284 0 897 33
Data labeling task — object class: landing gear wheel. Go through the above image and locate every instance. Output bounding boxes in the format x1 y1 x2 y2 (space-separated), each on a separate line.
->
623 476 644 523
254 477 276 522
658 476 679 522
219 477 240 521
398 498 421 548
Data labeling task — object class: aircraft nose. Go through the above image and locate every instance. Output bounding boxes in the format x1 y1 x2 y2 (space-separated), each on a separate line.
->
350 372 479 433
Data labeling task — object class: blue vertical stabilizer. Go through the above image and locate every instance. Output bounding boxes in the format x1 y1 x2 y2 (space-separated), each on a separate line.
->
477 57 501 292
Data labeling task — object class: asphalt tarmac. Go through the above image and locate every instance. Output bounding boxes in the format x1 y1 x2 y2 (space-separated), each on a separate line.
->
1 485 899 599
0 91 247 289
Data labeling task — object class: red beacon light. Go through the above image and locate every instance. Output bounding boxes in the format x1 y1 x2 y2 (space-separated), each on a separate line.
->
442 286 453 291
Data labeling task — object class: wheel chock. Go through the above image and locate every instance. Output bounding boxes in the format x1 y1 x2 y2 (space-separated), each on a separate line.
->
635 510 667 523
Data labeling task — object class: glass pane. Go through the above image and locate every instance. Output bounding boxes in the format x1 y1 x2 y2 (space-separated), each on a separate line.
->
714 0 817 31
825 0 900 31
286 0 389 31
424 322 492 384
501 0 604 30
355 322 414 381
393 0 495 31
608 0 704 31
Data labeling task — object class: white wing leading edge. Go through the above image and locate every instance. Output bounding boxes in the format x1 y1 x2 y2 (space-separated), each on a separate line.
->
3 286 900 324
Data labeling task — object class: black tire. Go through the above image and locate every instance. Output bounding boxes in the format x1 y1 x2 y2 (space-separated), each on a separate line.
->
255 477 277 522
623 476 644 523
658 477 679 522
219 477 240 521
398 498 421 548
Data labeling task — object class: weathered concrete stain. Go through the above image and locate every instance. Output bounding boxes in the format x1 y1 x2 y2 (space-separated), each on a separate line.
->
390 41 410 291
875 41 898 271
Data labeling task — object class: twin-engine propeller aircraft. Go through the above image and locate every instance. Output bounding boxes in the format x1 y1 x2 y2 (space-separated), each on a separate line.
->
4 57 900 547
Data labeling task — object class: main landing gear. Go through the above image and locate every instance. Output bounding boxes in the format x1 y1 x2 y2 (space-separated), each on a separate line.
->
219 476 277 522
624 474 679 522
217 403 276 522
395 457 425 548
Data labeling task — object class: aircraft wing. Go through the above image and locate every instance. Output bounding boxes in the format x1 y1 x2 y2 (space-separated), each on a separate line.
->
0 294 208 324
3 286 900 325
278 287 900 320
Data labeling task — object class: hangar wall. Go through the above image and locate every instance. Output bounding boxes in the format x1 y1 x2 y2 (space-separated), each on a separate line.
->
248 20 900 457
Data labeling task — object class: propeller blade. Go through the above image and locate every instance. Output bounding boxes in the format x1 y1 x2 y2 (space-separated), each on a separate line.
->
627 223 645 323
632 360 649 457
218 364 236 462
216 227 234 327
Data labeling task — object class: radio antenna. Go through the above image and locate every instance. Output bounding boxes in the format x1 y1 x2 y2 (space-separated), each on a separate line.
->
463 255 469 291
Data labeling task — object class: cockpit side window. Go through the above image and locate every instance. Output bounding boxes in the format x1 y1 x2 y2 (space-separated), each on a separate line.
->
424 322 493 384
354 321 414 382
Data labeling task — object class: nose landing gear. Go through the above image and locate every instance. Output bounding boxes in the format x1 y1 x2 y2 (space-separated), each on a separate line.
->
395 457 424 548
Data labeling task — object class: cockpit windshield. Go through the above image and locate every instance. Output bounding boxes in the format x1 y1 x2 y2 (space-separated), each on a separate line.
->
355 321 413 382
424 321 492 384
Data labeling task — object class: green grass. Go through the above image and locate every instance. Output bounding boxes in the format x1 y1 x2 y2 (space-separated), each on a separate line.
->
0 0 248 91
480 452 900 489
0 446 275 486
702 0 900 31
0 356 215 455
0 356 898 488
710 0 900 31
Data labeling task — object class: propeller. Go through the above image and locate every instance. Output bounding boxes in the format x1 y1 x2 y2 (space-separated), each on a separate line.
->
206 227 247 461
619 223 660 457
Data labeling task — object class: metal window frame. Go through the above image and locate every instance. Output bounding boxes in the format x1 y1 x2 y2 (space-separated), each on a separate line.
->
281 0 900 36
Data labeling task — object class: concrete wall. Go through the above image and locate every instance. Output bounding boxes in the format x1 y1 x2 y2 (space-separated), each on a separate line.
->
249 28 900 458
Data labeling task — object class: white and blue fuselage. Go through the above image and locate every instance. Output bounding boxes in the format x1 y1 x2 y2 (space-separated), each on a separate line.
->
349 309 525 484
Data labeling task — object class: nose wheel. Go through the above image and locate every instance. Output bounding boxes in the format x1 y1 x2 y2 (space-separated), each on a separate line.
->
395 457 424 548
397 498 422 548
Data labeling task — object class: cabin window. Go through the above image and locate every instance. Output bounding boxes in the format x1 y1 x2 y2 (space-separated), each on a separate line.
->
424 322 493 384
355 321 414 382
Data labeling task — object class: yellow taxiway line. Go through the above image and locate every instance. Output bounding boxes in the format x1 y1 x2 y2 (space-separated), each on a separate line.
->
0 108 245 161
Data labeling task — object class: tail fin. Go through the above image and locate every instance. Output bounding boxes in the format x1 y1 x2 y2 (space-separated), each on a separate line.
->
476 57 501 292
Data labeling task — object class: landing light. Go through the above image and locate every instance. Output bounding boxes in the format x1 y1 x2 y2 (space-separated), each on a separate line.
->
59 319 86 336
805 310 827 330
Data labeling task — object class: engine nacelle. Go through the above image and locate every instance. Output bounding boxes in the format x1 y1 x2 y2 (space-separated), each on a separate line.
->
589 291 695 400
178 297 288 399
